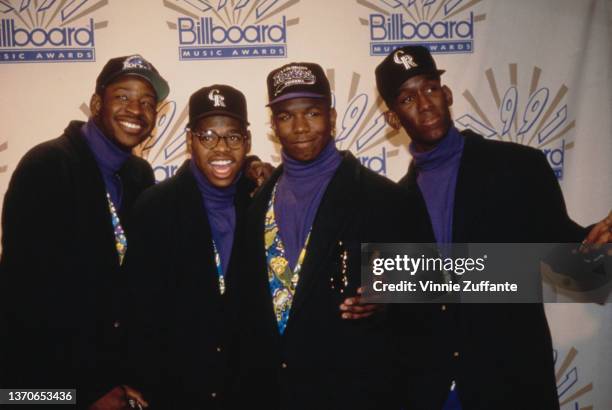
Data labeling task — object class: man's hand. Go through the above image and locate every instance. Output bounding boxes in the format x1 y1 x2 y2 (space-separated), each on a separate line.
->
580 210 612 254
244 156 275 187
339 287 384 319
123 386 149 410
88 385 148 410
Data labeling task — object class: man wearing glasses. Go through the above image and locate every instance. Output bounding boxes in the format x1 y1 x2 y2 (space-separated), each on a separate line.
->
123 85 253 410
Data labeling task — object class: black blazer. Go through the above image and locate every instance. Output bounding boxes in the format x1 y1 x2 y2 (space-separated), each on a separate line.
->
235 152 431 410
392 130 587 410
0 121 154 407
123 161 253 410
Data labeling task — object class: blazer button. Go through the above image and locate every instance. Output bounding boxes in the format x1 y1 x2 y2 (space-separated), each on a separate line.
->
441 305 447 311
281 362 288 369
112 320 120 328
216 346 222 352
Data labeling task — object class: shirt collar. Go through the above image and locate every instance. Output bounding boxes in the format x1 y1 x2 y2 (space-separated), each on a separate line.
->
409 126 464 172
81 119 130 175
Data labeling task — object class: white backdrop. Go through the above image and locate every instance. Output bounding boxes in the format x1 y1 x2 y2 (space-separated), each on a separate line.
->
1 0 610 407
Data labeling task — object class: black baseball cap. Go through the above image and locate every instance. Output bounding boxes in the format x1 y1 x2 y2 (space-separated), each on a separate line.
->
188 84 249 128
266 62 331 106
375 46 445 107
96 54 169 102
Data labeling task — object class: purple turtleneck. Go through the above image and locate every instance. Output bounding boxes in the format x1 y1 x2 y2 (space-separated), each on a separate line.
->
410 126 464 246
275 139 342 269
190 159 237 275
82 119 130 209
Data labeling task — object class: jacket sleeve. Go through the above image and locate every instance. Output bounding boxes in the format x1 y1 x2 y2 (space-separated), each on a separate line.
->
0 146 73 389
526 149 586 242
1 147 69 323
121 188 174 406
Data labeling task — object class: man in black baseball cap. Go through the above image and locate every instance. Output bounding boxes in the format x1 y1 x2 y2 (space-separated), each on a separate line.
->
376 45 611 410
234 62 430 409
188 84 249 127
96 54 169 103
376 45 445 110
123 84 256 409
0 54 167 408
376 45 450 152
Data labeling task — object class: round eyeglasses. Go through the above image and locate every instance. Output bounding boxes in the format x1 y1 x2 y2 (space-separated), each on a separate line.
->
190 129 248 150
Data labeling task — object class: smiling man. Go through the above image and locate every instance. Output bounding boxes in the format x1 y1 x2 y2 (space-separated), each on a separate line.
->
0 55 168 409
122 85 254 410
375 45 611 410
235 63 431 410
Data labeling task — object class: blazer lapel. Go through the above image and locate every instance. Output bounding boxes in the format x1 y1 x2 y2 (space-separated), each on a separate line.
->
225 175 253 287
68 131 119 269
174 162 219 298
249 168 285 342
452 131 490 243
287 153 359 326
398 162 436 242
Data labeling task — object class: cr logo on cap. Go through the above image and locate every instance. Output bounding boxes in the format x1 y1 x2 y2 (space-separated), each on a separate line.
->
393 50 417 70
209 89 226 108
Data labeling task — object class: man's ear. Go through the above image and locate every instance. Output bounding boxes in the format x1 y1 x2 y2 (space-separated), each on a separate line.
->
329 107 337 132
245 130 252 154
186 130 193 155
384 110 401 130
443 85 453 107
90 94 102 118
270 115 277 134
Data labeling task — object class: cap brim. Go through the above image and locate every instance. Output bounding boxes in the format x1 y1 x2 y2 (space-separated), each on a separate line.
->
190 110 250 127
398 68 446 86
389 68 447 103
105 70 170 102
267 91 328 107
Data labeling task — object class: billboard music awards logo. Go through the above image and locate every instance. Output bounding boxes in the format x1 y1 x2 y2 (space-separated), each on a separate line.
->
0 0 108 63
554 347 593 409
164 0 299 61
357 0 486 55
456 65 575 179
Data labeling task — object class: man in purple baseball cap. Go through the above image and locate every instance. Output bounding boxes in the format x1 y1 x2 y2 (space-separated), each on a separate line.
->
233 61 432 409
